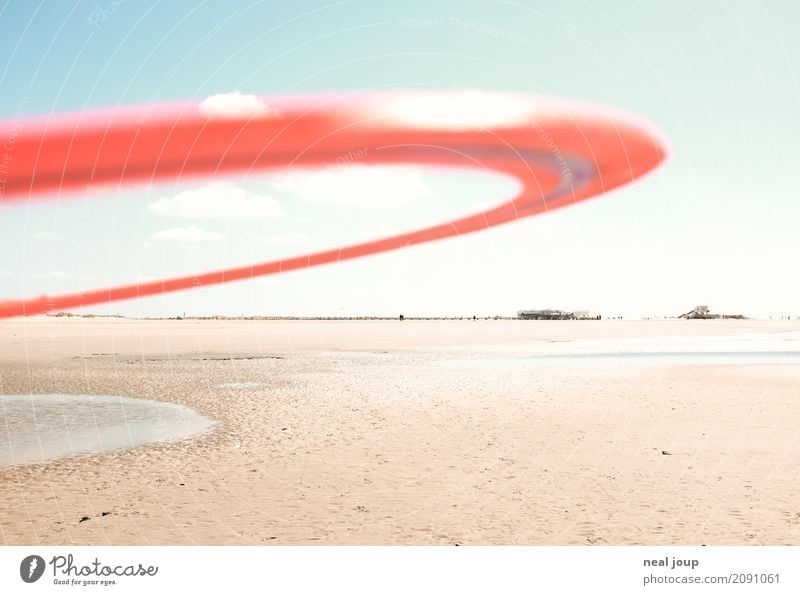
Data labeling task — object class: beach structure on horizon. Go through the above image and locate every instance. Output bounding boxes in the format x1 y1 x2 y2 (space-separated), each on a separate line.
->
517 309 599 320
678 305 746 320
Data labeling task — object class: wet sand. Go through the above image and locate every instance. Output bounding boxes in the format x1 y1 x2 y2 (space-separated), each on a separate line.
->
1 317 799 545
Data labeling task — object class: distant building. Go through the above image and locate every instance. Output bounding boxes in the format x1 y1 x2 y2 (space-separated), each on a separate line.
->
516 310 572 320
678 305 745 320
517 308 599 320
680 305 711 319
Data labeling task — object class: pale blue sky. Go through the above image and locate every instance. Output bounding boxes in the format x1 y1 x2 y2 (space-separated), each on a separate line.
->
1 0 798 318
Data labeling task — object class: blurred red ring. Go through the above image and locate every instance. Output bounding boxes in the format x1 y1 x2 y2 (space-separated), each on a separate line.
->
0 91 667 317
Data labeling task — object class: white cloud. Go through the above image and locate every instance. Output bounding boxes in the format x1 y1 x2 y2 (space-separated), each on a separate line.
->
151 226 222 242
31 231 61 242
266 232 309 245
0 270 12 276
199 92 276 119
35 271 92 281
382 90 533 130
149 181 283 219
472 200 502 212
39 271 94 281
271 165 433 208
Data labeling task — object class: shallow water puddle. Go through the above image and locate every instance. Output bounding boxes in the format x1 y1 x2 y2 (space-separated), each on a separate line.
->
0 394 216 468
434 351 800 367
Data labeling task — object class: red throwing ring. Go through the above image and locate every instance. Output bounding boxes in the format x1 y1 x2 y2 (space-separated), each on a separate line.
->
0 90 667 317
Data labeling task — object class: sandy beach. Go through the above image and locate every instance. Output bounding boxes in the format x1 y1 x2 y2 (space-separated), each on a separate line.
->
1 317 799 545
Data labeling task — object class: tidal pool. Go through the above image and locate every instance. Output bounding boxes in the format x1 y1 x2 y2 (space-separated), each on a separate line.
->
0 394 216 468
434 351 800 367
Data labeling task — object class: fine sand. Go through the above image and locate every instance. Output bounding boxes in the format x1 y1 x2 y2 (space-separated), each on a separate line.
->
1 317 799 545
